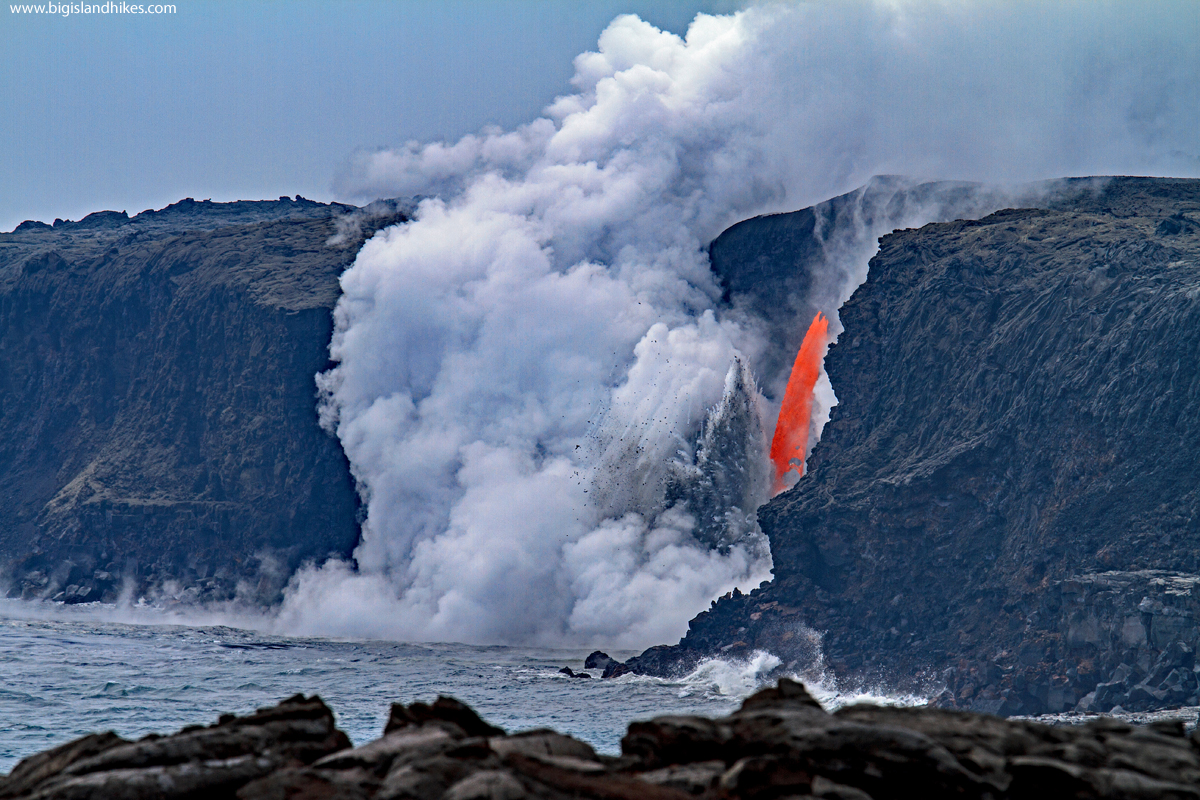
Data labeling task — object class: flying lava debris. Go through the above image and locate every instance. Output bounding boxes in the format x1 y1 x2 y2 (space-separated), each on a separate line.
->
769 311 830 495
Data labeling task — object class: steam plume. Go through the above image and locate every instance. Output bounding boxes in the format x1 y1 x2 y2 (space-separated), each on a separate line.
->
276 2 1199 648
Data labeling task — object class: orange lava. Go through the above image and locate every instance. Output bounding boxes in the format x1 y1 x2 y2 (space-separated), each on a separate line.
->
769 311 829 494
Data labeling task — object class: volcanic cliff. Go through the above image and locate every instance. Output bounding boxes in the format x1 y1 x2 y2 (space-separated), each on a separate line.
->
0 197 405 604
620 177 1200 717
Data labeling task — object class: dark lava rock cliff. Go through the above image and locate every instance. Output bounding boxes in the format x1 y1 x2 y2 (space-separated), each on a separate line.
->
0 197 404 604
630 177 1200 716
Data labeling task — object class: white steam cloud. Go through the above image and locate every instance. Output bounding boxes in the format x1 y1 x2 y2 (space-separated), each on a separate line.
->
276 2 1199 648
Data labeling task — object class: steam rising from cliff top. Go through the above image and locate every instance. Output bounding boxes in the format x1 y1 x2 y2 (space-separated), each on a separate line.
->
338 2 1197 213
276 2 1198 648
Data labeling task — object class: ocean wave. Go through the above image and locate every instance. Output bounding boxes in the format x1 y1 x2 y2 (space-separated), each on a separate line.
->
665 649 929 712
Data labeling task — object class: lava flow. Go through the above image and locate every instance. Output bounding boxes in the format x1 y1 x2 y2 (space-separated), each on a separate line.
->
769 311 830 494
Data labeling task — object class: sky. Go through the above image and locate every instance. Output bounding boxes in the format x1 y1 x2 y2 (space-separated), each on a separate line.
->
0 0 735 232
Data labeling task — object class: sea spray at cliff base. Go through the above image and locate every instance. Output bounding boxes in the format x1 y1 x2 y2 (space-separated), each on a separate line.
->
274 2 1200 648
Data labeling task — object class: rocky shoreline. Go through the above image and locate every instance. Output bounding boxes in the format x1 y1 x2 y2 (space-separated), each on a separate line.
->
5 679 1200 799
597 571 1200 721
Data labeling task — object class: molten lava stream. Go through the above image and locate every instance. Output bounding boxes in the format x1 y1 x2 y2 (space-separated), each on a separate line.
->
769 311 830 495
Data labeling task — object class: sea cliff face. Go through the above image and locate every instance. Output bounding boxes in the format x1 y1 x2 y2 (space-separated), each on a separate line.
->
631 177 1200 715
0 198 404 604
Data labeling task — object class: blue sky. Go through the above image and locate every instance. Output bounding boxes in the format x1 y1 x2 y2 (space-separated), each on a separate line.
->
1 0 734 231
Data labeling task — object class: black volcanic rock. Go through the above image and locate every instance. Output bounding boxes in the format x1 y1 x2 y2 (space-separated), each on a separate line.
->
707 175 1083 389
584 651 614 672
7 681 1200 799
0 694 349 800
633 177 1200 714
0 197 407 603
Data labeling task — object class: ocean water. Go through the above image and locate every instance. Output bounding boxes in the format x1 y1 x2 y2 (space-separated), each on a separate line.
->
0 599 924 774
5 600 1197 777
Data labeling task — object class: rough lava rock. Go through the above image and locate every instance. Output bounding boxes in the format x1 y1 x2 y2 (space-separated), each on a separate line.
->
584 652 615 673
0 693 350 800
8 680 1200 798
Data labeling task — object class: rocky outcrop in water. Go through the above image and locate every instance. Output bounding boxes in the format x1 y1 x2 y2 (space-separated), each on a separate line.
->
619 177 1200 717
7 680 1200 799
0 198 406 604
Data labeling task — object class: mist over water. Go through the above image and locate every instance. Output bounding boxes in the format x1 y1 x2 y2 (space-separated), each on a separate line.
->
278 2 1199 649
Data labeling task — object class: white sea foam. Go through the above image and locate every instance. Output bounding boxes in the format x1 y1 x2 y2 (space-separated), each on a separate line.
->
676 650 785 700
657 646 928 712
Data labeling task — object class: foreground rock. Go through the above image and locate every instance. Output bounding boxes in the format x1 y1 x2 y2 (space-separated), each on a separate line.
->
0 693 349 799
8 680 1200 798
